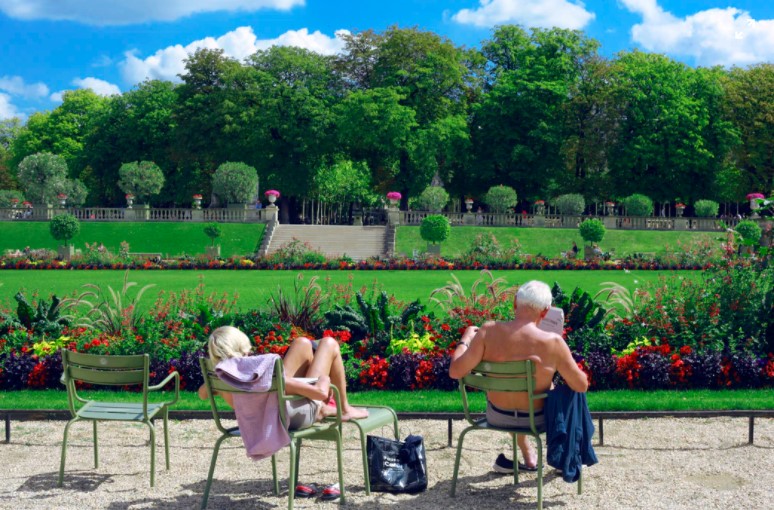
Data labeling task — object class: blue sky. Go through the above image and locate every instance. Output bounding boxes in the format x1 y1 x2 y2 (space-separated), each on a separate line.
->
1 0 772 120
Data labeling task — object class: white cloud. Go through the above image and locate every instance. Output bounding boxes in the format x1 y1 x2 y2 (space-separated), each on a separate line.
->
50 77 122 103
0 75 49 99
452 0 595 30
72 77 121 96
120 26 350 85
0 92 24 120
621 0 774 66
0 0 304 25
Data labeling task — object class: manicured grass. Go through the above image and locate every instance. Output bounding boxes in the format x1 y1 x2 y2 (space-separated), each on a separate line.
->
0 221 265 258
0 269 693 311
396 226 719 259
2 389 772 412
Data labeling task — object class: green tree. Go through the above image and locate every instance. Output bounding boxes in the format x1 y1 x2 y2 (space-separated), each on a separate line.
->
49 213 80 247
417 185 450 212
16 152 69 204
0 118 21 189
212 161 258 205
484 185 518 214
118 161 165 203
722 64 774 195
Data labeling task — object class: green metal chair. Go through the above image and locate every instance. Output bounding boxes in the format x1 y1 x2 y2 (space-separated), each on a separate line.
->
337 405 399 495
58 350 180 487
199 357 346 510
450 360 580 510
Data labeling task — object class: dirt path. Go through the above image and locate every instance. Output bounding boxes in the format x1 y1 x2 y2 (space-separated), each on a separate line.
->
1 417 772 509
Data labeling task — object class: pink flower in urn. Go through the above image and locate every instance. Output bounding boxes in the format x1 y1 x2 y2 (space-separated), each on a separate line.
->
125 193 135 199
746 193 765 200
534 200 545 205
264 190 281 198
192 194 203 200
57 193 68 200
386 191 402 201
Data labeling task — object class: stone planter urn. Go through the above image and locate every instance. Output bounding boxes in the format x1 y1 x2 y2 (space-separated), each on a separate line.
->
58 194 67 208
465 199 474 212
57 245 74 261
605 203 616 216
675 205 685 217
265 189 281 205
534 202 546 216
192 195 203 209
426 243 441 256
126 195 135 209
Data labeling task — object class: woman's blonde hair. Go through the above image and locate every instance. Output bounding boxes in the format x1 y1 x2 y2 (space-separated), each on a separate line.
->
208 326 252 365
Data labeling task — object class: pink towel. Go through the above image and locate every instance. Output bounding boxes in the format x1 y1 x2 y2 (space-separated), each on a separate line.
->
215 355 291 460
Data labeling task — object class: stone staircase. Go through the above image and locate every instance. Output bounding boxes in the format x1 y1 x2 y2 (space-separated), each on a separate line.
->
261 225 391 261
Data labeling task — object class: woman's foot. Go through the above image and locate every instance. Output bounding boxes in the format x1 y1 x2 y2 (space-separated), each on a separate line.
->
341 405 369 421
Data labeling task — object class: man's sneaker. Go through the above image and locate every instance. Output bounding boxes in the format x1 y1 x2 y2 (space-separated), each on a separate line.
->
492 453 514 474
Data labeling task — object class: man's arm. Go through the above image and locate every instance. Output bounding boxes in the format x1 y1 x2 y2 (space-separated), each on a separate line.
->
554 336 589 392
449 326 485 380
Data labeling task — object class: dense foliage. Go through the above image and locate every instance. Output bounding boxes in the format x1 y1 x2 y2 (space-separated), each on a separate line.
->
578 219 605 245
1 28 769 216
417 186 450 212
553 193 585 215
211 162 259 205
622 194 654 217
483 185 518 214
694 199 720 218
118 161 165 202
203 223 222 246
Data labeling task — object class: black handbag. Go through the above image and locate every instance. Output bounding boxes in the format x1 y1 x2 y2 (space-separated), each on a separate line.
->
367 434 428 493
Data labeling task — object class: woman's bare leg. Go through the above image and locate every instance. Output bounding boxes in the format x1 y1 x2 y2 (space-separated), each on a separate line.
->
305 337 368 420
282 337 315 377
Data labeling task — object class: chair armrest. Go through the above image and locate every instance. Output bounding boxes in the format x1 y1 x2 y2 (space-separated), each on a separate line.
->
148 370 180 407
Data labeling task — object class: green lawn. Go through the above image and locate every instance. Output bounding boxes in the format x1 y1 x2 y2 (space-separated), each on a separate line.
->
396 226 719 258
0 269 692 311
0 221 265 258
2 389 772 412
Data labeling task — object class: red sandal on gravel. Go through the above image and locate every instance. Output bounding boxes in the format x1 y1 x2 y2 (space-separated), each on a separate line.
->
319 483 341 502
294 482 319 498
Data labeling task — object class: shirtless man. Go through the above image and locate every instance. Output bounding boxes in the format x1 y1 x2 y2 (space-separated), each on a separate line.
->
449 280 588 471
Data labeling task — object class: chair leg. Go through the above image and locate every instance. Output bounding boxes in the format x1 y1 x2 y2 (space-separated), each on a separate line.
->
93 421 99 468
357 424 371 495
271 454 279 496
288 441 297 510
146 421 156 487
536 435 544 510
163 408 170 470
450 426 473 497
201 434 230 510
58 419 78 487
578 466 582 495
335 430 346 504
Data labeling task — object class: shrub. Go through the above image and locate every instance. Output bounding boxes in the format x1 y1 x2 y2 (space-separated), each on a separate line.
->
49 214 80 246
118 161 165 202
67 179 89 207
0 189 25 208
622 194 653 216
553 193 585 215
484 185 518 214
578 218 605 245
16 152 69 204
212 161 258 205
693 199 719 218
203 222 222 246
420 214 451 244
417 186 449 212
735 220 762 244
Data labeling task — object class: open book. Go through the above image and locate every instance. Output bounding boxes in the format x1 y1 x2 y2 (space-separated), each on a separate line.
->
538 306 565 336
293 377 319 384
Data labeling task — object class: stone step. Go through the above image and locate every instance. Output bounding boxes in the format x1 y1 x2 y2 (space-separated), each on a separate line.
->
265 225 388 261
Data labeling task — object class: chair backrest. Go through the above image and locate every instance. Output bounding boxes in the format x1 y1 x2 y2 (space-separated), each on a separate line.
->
459 360 547 433
61 349 151 418
199 356 291 434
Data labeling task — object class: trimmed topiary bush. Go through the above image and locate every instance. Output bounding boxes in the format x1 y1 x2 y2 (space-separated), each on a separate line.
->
622 193 653 216
735 220 762 244
417 186 450 212
16 152 69 204
693 199 719 218
212 162 259 205
118 161 165 203
203 222 222 246
49 213 80 246
484 185 518 214
553 193 585 215
579 218 606 245
420 214 451 245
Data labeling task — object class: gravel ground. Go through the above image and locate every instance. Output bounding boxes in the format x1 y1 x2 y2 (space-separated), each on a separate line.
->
1 417 773 509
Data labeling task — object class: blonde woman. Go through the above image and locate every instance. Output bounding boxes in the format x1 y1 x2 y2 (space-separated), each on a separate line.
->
198 326 368 429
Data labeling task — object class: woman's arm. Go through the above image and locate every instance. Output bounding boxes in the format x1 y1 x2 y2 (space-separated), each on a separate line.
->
284 374 331 401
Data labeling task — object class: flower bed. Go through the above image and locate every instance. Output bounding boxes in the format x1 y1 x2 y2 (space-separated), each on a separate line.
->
1 258 772 393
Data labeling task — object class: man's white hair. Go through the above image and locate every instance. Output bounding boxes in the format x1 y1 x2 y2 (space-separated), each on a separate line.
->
516 280 552 312
208 326 251 365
